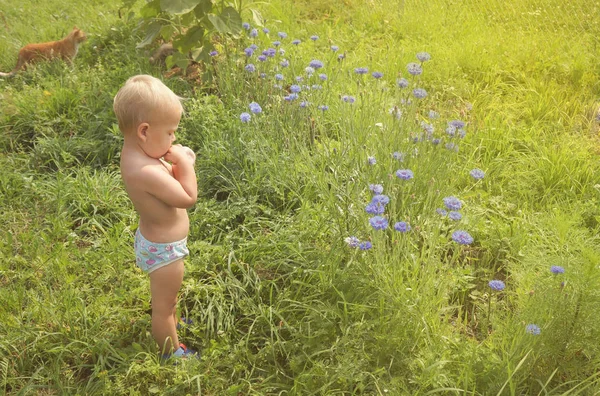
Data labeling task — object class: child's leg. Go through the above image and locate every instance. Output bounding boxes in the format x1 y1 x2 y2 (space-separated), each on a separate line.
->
149 259 184 355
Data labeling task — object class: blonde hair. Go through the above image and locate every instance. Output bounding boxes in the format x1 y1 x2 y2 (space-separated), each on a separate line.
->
113 74 184 133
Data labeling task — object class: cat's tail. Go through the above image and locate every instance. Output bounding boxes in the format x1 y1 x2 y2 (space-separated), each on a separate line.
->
0 71 16 78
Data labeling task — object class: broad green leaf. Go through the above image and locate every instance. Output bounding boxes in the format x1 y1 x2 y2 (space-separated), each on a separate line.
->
220 6 242 34
140 0 161 18
208 14 229 33
160 0 202 15
160 25 176 41
193 0 213 19
167 51 190 70
192 45 212 63
174 26 204 52
250 8 263 27
136 21 162 48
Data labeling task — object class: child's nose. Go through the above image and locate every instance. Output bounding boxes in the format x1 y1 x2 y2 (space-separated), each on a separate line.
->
172 134 176 142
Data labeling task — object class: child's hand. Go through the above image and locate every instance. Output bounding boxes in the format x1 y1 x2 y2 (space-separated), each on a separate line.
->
164 144 195 165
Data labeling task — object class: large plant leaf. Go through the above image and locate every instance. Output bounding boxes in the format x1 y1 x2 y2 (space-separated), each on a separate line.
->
174 26 205 52
140 0 161 18
193 0 213 19
166 51 190 70
160 0 202 15
250 8 263 27
207 14 229 34
220 6 242 34
136 21 162 48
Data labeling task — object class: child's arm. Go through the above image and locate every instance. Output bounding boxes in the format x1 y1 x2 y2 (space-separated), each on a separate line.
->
165 144 198 203
139 145 197 208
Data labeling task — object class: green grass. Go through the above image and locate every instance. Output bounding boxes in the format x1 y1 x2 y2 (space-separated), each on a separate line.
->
1 0 600 394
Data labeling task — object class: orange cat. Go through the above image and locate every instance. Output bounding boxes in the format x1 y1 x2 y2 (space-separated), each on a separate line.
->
0 27 87 77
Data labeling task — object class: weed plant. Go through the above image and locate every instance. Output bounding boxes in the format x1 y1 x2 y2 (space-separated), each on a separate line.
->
1 0 600 394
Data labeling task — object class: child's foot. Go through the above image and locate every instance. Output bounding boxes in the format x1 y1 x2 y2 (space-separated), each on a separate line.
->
162 343 199 361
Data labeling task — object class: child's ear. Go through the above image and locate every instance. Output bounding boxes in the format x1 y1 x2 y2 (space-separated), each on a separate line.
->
137 123 149 141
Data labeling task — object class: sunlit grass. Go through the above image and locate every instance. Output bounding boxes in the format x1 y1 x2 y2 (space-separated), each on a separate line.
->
1 0 600 394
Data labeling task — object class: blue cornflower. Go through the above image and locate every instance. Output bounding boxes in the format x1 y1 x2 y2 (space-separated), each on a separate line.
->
407 62 422 76
275 73 284 81
432 138 441 145
284 93 298 101
309 60 324 69
280 59 289 67
258 55 267 62
458 129 466 138
338 53 346 61
279 49 285 56
262 27 270 33
354 67 369 75
249 102 262 114
436 208 447 216
265 48 276 57
371 195 390 205
452 230 474 245
365 202 385 215
443 196 462 211
244 47 254 57
450 120 466 129
299 101 309 108
260 73 266 78
395 169 414 180
345 236 360 248
448 211 462 221
296 76 304 82
445 142 459 152
292 39 301 45
416 52 431 62
290 84 301 93
389 107 402 120
240 112 251 123
250 44 258 50
250 28 258 38
421 121 434 135
369 184 384 194
372 71 383 79
318 105 329 111
312 84 322 90
396 78 409 88
244 64 256 72
359 241 373 250
413 88 428 99
331 45 339 51
470 169 485 180
209 50 218 57
319 73 327 81
489 280 505 291
429 110 439 119
341 95 356 103
278 31 287 38
242 22 251 30
394 222 411 233
526 324 541 335
310 35 319 41
446 125 457 137
369 216 388 230
551 266 565 274
305 66 315 75
273 40 281 47
368 156 376 165
392 152 405 161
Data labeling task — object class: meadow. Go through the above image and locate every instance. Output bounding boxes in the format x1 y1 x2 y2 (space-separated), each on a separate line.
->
1 0 600 394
